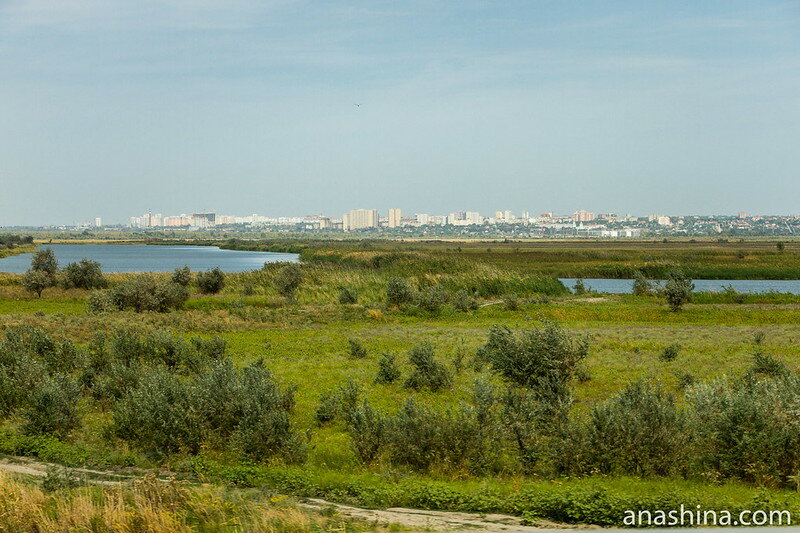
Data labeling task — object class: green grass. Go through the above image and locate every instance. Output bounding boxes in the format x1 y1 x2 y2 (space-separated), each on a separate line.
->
5 239 800 528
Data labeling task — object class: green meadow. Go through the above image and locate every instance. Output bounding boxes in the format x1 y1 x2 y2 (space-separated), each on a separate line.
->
3 238 800 528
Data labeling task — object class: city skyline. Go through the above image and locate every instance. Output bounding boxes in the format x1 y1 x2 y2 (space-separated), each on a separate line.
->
2 1 799 226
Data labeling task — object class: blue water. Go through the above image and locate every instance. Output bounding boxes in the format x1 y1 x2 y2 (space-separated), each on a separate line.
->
0 244 298 273
561 278 800 294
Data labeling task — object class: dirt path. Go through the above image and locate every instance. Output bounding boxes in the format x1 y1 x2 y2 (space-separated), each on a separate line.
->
0 456 592 531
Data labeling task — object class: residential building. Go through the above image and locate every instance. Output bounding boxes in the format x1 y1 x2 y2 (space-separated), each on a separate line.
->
388 208 402 228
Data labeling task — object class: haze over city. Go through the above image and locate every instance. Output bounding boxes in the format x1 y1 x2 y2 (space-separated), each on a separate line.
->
1 1 799 226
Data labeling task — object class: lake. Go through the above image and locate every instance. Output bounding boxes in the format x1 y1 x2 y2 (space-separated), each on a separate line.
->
560 277 800 294
0 244 298 273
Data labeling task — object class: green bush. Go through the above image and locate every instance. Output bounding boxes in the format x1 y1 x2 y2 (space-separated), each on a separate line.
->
197 267 225 294
404 343 452 392
664 269 694 312
386 277 415 306
452 289 479 312
274 263 303 302
90 276 188 313
416 285 450 314
315 381 362 426
112 369 201 456
22 374 81 437
374 353 401 384
631 270 652 296
347 400 385 463
60 258 107 289
347 339 367 359
688 375 800 484
477 321 588 415
171 265 192 287
659 343 681 362
30 248 58 277
578 381 687 476
338 287 358 304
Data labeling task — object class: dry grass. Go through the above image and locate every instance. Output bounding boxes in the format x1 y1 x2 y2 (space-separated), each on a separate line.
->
0 472 389 532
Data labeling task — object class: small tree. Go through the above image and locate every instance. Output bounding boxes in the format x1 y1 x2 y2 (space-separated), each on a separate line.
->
274 263 303 303
631 270 651 296
61 258 106 289
31 248 58 278
664 269 694 312
573 278 588 295
196 267 225 294
171 265 192 287
776 241 785 252
22 269 52 298
386 277 415 306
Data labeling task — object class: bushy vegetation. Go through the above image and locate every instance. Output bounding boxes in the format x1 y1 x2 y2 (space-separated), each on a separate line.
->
196 267 225 294
60 258 107 289
404 343 452 392
271 263 302 303
89 275 188 312
171 265 192 287
664 269 694 311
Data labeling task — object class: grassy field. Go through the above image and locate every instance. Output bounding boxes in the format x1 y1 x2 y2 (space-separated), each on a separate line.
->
3 239 800 529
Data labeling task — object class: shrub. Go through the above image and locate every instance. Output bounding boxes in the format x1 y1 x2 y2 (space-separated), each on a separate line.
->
274 263 303 303
87 290 116 312
664 269 694 312
416 285 450 314
347 339 367 359
338 287 358 304
386 277 415 306
573 278 588 295
196 267 225 294
113 369 201 456
60 258 106 289
91 276 188 313
688 376 800 484
384 399 489 472
631 270 651 296
477 321 588 414
749 350 788 378
347 400 385 463
404 343 452 392
315 381 362 425
579 381 688 476
22 374 81 437
502 294 521 311
452 289 479 312
232 360 303 462
171 265 192 287
659 343 680 362
22 270 53 298
374 353 401 384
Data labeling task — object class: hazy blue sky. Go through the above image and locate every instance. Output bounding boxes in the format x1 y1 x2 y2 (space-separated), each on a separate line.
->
1 1 798 225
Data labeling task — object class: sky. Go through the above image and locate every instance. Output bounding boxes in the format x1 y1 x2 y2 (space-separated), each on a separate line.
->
1 1 798 225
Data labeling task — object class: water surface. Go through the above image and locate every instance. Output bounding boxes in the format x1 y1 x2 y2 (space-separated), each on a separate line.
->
561 277 800 294
0 244 298 273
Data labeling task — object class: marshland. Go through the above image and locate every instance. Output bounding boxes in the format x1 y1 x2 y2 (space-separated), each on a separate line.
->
3 236 800 529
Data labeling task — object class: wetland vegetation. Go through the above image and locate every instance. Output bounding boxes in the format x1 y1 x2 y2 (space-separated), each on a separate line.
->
4 237 800 529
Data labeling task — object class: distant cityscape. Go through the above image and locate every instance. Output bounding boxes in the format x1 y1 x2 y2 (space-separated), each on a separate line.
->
19 209 800 238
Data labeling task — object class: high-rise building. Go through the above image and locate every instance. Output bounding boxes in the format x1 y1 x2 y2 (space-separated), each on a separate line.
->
342 209 379 231
94 217 102 227
573 210 595 222
191 212 216 227
416 213 430 225
388 208 402 228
